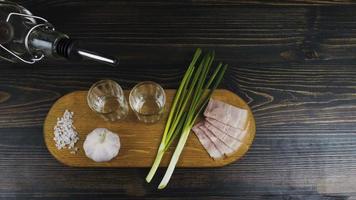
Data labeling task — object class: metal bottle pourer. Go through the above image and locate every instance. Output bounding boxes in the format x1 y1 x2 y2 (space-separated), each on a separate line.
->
55 37 119 66
0 6 119 66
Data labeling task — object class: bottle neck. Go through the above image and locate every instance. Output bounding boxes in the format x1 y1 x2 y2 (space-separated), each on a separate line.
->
27 25 68 58
0 3 118 66
27 25 119 66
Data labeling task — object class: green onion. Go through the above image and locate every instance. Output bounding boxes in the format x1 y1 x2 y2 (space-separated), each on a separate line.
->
145 48 227 189
145 49 201 183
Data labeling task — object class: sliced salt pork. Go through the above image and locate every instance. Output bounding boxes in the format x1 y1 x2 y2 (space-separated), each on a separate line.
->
199 125 235 156
192 123 224 160
204 121 244 151
204 99 248 130
206 117 250 141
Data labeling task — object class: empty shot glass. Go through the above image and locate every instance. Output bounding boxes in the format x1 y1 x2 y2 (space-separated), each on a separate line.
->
129 81 166 123
87 80 129 121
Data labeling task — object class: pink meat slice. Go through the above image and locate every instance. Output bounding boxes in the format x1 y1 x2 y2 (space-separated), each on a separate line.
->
199 125 235 156
204 99 248 130
192 123 224 160
204 121 244 151
206 117 250 141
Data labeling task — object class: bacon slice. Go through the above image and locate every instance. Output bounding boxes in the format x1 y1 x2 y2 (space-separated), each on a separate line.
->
192 123 224 160
204 99 248 130
205 117 250 141
204 121 244 151
199 125 235 156
193 99 251 159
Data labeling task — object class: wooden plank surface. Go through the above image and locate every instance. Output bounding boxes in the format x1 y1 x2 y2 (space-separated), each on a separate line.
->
43 90 255 167
1 0 356 199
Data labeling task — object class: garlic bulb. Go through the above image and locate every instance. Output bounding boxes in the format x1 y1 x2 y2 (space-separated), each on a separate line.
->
83 128 120 162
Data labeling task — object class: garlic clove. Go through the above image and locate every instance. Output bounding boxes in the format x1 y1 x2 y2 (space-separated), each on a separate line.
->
83 128 120 162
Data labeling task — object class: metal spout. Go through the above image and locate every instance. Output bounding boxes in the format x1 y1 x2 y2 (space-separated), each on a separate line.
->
77 49 119 66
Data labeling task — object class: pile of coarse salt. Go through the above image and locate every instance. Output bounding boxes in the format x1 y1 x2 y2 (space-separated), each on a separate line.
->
53 109 79 154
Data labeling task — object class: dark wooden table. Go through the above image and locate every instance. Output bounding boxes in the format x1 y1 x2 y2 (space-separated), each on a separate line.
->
1 0 356 199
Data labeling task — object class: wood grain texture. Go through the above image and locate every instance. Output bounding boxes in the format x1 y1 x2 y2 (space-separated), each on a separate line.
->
44 90 255 167
1 0 356 199
17 0 356 6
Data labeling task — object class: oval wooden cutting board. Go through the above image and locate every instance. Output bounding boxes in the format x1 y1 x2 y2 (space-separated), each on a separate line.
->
44 89 255 167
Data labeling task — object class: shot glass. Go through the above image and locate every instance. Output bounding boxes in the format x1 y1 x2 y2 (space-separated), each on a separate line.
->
87 80 129 121
129 81 166 123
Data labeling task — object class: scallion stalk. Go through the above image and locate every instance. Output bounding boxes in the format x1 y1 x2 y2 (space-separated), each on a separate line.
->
145 49 201 183
158 63 227 189
145 48 227 188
